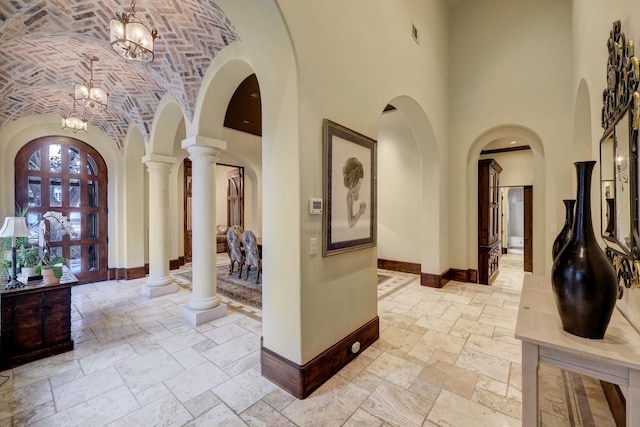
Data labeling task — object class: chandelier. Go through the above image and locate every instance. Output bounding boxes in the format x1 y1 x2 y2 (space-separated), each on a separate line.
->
110 1 159 63
74 56 108 110
61 95 88 134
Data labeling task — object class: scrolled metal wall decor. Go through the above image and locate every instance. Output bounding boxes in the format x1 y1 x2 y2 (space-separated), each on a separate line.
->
602 20 640 131
600 20 640 297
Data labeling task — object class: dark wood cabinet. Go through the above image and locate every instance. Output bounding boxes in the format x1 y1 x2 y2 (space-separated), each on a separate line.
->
0 275 75 370
478 158 502 284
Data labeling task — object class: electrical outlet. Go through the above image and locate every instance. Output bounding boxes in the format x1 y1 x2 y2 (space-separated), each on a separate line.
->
310 237 317 255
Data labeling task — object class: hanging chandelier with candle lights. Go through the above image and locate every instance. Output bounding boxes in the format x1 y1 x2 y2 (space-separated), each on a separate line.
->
74 56 108 110
110 1 159 63
61 94 88 134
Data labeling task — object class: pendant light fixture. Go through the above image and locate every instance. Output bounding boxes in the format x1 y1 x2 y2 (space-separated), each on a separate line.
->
74 56 108 110
110 1 159 63
61 94 88 134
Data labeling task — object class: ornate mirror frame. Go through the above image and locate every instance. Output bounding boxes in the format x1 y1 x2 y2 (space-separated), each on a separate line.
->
600 20 640 293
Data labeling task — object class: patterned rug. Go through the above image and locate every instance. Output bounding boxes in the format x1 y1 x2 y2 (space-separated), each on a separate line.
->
172 268 394 310
173 265 263 308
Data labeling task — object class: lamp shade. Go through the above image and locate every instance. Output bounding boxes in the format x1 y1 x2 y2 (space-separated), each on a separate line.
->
0 217 31 238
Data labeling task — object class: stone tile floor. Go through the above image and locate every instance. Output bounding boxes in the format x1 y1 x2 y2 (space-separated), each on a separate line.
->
0 254 615 426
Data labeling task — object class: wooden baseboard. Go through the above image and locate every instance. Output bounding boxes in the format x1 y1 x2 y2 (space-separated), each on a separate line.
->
377 259 420 274
169 259 180 270
421 272 450 288
261 316 379 399
107 266 146 281
445 268 478 283
600 381 626 427
178 256 185 266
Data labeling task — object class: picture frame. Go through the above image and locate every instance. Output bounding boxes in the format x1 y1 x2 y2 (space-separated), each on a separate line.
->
322 119 377 256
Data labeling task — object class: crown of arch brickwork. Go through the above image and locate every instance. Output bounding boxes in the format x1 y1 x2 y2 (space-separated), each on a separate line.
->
0 1 239 149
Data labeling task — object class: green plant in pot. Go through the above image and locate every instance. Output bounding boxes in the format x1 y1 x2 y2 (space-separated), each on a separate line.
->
37 211 77 283
35 254 67 279
17 245 40 278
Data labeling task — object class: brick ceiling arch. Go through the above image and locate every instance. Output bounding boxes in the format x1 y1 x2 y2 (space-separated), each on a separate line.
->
0 1 239 149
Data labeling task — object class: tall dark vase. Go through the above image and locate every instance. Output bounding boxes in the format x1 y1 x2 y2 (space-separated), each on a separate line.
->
551 161 617 339
552 199 575 262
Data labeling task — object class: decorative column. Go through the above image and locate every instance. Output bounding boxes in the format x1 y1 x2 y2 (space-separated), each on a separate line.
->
141 154 178 298
182 136 228 326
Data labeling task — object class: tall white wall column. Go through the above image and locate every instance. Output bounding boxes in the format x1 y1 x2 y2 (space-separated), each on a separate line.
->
142 155 178 298
182 136 228 326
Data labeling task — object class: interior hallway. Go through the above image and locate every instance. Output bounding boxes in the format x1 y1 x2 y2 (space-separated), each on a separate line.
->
0 254 615 426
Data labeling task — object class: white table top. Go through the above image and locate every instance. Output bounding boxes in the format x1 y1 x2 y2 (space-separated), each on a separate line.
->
515 274 640 371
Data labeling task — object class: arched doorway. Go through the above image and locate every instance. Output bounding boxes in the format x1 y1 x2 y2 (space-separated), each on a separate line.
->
15 136 108 284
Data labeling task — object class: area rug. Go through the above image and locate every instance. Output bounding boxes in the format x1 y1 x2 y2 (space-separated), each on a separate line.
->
172 270 394 310
172 265 262 309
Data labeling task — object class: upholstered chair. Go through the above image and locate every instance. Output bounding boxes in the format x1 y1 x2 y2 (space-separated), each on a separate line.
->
226 227 244 276
241 230 262 284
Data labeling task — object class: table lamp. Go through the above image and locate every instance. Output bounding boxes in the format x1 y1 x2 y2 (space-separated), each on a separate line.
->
0 217 32 289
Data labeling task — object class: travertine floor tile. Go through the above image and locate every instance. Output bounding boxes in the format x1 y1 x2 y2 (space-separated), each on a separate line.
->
0 253 616 426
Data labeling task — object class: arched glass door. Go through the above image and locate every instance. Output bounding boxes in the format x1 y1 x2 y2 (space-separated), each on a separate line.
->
15 136 108 284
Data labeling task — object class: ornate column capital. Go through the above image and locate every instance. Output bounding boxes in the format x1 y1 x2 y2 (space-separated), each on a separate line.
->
141 153 177 165
181 135 227 154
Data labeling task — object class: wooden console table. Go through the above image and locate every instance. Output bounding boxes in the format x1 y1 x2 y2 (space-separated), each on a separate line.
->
0 269 77 370
515 275 640 426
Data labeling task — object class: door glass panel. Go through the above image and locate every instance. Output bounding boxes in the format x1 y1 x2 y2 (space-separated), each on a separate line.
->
69 212 81 240
88 244 99 271
69 147 82 174
87 213 98 239
49 246 62 260
28 176 41 207
26 212 41 245
49 144 62 173
87 154 98 175
49 216 64 242
28 150 41 170
49 178 62 207
69 179 81 207
69 245 82 274
88 180 98 207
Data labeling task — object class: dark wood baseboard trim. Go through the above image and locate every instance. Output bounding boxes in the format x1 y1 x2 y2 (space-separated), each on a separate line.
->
107 266 147 281
420 272 450 288
600 381 626 427
502 247 508 254
444 268 478 283
261 316 379 399
169 259 180 270
178 256 185 266
377 259 421 274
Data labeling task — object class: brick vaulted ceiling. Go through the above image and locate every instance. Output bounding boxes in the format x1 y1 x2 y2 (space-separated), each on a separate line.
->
0 1 239 149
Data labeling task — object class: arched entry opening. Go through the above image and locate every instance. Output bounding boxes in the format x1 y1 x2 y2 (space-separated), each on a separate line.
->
468 125 545 279
15 136 108 284
377 96 443 283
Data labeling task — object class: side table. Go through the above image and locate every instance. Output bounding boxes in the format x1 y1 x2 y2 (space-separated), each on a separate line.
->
0 269 77 370
515 274 640 426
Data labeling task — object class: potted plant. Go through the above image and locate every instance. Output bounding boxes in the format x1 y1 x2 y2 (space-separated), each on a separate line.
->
36 211 76 284
35 254 67 283
17 244 40 278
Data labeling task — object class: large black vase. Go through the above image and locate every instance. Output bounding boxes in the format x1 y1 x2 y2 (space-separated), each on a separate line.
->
552 199 575 262
551 161 617 339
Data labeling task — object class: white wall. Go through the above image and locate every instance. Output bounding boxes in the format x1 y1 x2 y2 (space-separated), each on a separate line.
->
377 110 421 264
449 0 572 275
508 187 524 243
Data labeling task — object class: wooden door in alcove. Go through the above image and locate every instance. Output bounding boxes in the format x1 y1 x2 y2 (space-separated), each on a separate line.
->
227 167 244 228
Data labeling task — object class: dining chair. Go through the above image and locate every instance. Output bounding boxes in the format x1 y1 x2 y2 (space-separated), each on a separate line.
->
241 230 262 284
226 227 244 277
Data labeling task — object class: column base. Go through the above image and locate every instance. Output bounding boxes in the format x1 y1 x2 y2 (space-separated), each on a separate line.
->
141 282 178 298
182 303 227 327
